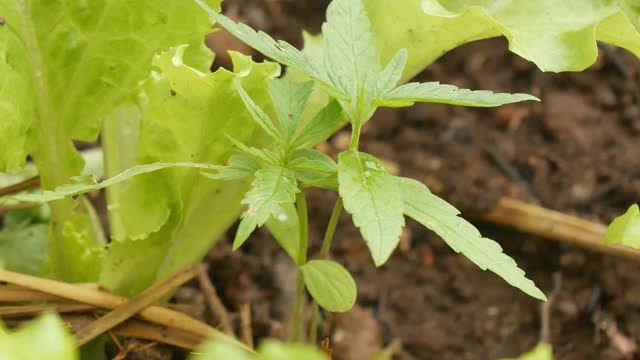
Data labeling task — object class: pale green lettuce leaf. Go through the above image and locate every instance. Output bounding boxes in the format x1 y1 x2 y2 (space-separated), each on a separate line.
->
338 151 405 266
257 340 329 360
421 0 640 72
190 340 327 360
301 259 357 312
0 0 221 172
0 313 78 360
396 176 545 300
101 48 280 295
190 340 250 360
499 343 554 360
606 204 640 249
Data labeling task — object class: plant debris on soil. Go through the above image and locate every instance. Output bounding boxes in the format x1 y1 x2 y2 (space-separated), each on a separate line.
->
6 1 640 359
189 1 640 359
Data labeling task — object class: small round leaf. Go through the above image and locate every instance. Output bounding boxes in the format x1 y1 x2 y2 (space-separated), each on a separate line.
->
301 260 357 312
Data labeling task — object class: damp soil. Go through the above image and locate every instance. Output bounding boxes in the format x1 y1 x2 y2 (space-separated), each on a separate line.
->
161 1 640 359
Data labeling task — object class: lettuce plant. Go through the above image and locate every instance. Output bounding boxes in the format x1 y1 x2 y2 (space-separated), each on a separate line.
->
4 0 640 356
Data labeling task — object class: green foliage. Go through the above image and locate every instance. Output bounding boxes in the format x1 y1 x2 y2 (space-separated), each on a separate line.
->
421 0 640 72
207 0 537 136
0 313 78 360
234 166 300 249
0 208 48 275
301 260 357 312
338 151 405 266
191 340 328 360
606 204 640 249
0 0 221 172
397 177 545 300
15 162 221 202
499 343 554 360
378 82 538 108
98 47 280 295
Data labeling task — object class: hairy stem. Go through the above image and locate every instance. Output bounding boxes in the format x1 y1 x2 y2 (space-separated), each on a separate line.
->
292 191 309 342
309 197 343 344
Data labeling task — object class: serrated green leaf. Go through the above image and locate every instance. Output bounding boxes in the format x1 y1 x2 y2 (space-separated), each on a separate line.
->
375 49 408 97
322 0 381 99
606 204 640 249
235 79 282 142
291 100 343 149
396 176 545 300
376 82 539 108
101 49 280 295
234 166 300 249
267 79 315 143
201 151 262 181
0 313 78 360
197 0 339 96
301 260 357 312
0 0 221 172
499 343 554 360
421 0 640 72
227 136 282 166
265 202 300 261
289 149 338 190
14 162 221 203
338 151 405 266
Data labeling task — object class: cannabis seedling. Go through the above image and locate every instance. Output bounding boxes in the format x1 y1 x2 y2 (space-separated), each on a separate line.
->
196 0 547 342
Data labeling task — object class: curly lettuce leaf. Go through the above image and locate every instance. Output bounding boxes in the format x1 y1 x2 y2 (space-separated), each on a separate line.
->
100 47 280 295
419 0 640 72
606 204 640 249
0 313 77 360
0 0 221 172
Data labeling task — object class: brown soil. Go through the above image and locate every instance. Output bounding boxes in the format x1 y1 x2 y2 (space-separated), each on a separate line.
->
94 1 640 359
188 1 640 359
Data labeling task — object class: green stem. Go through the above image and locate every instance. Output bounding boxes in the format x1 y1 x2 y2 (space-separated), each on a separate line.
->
309 197 343 344
319 198 343 259
17 0 82 280
292 191 309 342
349 124 361 151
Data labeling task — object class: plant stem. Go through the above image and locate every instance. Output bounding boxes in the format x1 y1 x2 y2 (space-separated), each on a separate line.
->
292 191 309 342
319 197 343 259
349 124 361 151
309 197 343 344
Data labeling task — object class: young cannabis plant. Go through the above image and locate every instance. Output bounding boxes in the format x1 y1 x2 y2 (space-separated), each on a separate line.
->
199 0 546 301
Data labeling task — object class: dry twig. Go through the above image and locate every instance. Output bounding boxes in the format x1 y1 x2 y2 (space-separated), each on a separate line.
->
196 264 234 335
0 267 251 352
482 197 640 263
0 176 40 197
0 303 95 317
74 265 197 346
240 302 253 348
